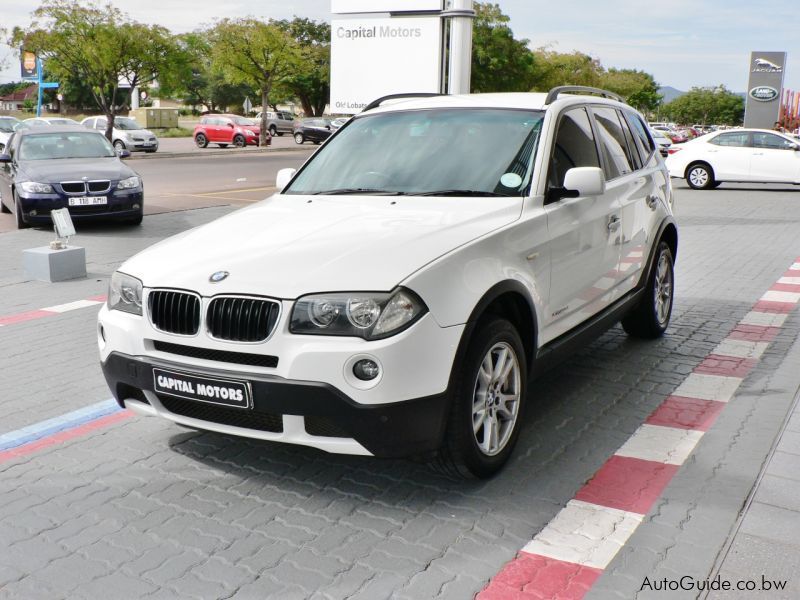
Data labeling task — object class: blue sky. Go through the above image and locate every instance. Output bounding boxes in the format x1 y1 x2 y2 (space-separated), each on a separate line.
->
1 0 798 92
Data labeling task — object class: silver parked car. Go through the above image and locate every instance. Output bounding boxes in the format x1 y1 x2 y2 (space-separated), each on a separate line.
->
81 116 159 153
255 110 295 137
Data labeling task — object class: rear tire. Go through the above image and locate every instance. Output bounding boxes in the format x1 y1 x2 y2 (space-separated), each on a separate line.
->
195 134 208 148
433 318 527 479
686 163 715 189
622 241 674 338
14 190 31 229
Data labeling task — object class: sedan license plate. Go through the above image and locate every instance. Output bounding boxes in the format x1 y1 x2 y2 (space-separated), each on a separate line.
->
68 196 107 206
153 368 251 409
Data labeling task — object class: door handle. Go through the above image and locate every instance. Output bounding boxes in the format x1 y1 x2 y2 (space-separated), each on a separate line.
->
753 152 764 156
646 195 659 210
607 215 621 232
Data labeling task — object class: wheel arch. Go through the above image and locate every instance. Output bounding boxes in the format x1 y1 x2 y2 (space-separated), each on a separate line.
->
450 281 538 380
685 160 715 181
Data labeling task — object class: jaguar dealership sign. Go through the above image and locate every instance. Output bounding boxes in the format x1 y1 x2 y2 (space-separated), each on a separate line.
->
744 51 787 128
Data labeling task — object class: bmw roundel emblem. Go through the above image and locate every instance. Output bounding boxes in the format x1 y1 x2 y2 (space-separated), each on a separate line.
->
209 271 229 283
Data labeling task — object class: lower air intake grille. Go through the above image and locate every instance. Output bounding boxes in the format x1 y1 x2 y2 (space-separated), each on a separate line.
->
304 416 350 438
152 340 278 368
158 395 283 432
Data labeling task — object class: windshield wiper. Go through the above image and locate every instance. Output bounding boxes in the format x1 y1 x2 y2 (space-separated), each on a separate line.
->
410 189 511 197
312 188 406 196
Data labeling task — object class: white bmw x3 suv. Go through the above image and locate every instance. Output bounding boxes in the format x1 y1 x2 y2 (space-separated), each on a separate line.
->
99 87 677 478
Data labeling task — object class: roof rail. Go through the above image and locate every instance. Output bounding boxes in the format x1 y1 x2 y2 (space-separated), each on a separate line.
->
361 93 445 113
544 86 624 105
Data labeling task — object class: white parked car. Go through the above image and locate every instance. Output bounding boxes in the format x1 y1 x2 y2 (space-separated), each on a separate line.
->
0 116 21 151
665 128 800 189
81 116 159 153
98 88 677 478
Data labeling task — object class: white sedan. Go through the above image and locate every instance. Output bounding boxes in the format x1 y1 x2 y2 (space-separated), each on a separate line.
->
665 128 800 189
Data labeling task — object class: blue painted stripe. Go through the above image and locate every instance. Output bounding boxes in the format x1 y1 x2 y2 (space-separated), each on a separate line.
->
0 399 121 451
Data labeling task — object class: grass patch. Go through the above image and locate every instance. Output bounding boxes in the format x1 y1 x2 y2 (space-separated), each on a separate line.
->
157 127 194 138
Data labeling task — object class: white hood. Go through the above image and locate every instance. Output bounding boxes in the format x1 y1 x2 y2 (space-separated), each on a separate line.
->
122 194 522 298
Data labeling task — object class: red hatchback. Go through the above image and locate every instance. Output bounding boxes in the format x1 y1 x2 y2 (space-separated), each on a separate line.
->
193 115 269 148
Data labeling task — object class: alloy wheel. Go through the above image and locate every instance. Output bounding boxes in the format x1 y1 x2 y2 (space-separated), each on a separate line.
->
471 342 521 457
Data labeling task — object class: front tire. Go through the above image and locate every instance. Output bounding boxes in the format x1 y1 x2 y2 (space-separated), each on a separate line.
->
622 241 674 338
233 135 246 148
294 133 304 144
686 163 715 189
269 125 277 137
113 140 126 152
434 318 527 479
14 190 31 229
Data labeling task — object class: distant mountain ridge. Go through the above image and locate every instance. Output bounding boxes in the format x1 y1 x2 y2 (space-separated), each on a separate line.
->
659 86 684 103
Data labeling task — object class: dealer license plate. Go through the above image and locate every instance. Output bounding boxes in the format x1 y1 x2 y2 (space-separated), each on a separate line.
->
153 368 251 409
68 196 107 206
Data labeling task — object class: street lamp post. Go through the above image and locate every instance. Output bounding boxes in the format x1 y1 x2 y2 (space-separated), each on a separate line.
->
444 0 475 95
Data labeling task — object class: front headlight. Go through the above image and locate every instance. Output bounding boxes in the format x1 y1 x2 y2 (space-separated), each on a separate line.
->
290 288 426 340
245 130 256 136
117 176 140 190
108 271 143 315
19 181 53 194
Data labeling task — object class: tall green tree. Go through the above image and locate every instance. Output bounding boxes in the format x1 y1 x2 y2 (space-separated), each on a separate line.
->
14 1 181 140
661 85 744 125
210 18 299 144
470 3 536 93
600 68 662 113
274 18 330 117
531 49 603 91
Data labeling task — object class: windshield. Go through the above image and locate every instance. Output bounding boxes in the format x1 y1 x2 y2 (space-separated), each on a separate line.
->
19 132 117 160
0 118 20 132
115 117 142 130
285 108 544 196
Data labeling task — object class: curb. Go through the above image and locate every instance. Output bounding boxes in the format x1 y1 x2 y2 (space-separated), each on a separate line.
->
126 144 313 160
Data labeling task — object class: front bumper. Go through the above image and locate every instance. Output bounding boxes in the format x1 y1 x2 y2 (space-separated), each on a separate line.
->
18 190 144 223
101 351 449 458
98 301 463 457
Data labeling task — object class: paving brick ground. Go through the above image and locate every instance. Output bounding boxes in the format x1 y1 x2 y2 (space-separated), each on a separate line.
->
2 182 800 599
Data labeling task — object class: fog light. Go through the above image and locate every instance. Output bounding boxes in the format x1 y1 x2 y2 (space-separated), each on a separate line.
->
353 359 380 381
132 203 140 209
30 210 37 216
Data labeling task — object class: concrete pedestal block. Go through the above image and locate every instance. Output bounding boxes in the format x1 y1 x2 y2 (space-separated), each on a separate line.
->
23 246 87 282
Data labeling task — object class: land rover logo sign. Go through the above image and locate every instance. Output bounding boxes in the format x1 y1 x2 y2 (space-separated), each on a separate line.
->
749 86 779 102
209 271 229 283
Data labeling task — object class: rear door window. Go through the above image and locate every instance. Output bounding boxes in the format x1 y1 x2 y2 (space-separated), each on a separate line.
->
710 132 751 147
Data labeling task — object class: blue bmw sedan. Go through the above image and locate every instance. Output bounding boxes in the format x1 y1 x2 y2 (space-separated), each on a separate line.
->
0 127 144 229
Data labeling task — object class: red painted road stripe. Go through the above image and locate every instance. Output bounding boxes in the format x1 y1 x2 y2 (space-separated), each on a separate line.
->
694 354 758 378
0 310 57 326
575 455 679 514
770 283 800 293
477 553 602 600
0 411 131 464
87 294 108 302
728 324 781 343
646 396 726 432
752 300 797 314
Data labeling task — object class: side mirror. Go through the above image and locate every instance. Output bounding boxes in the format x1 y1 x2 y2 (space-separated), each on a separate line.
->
0 153 11 163
563 166 605 196
276 168 297 192
546 167 606 203
117 149 131 159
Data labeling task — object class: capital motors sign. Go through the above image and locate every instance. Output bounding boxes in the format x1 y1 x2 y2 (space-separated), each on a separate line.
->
749 86 780 102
